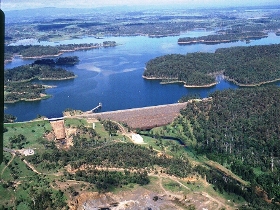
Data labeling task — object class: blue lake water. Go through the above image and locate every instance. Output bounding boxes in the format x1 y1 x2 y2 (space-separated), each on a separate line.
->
5 32 280 121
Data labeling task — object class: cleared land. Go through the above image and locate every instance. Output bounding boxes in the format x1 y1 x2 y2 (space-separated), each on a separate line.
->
50 120 66 140
80 102 190 129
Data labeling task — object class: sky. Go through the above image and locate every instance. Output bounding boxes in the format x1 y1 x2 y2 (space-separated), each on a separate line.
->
1 0 279 11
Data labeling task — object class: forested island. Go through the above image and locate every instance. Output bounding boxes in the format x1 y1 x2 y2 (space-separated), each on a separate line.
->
4 64 75 103
5 41 116 62
178 32 268 45
4 82 51 103
143 44 280 87
5 64 75 82
33 56 79 66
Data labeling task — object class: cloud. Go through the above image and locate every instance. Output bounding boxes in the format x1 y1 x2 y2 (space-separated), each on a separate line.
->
2 0 279 10
2 2 44 10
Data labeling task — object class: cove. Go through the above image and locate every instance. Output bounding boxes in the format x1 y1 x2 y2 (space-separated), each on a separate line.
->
4 32 280 122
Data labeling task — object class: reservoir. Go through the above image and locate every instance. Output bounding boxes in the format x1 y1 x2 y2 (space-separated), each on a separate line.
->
4 32 280 122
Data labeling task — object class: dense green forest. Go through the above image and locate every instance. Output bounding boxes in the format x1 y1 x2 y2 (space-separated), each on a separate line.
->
4 82 50 103
33 56 79 66
144 53 222 86
217 44 280 85
144 44 280 86
178 32 268 44
5 64 75 83
176 86 280 206
4 63 75 103
26 141 192 179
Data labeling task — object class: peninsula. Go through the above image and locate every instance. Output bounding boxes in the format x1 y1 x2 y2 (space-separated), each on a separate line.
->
143 44 280 87
4 82 52 103
5 41 117 63
4 64 75 103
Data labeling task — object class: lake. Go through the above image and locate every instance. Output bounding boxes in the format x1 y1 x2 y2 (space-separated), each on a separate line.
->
4 32 280 122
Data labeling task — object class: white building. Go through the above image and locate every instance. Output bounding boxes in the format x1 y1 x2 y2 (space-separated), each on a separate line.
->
131 134 144 144
23 148 35 156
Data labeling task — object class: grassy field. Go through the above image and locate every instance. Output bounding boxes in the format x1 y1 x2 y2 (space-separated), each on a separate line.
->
64 118 87 127
4 120 52 149
162 177 190 194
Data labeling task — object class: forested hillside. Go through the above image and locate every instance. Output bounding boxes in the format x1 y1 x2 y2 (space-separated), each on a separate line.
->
4 64 75 82
33 56 79 66
4 64 75 103
143 44 280 86
217 44 280 85
177 86 280 205
144 53 224 86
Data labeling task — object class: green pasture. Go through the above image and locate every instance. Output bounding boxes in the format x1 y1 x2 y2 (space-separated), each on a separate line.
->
4 120 52 149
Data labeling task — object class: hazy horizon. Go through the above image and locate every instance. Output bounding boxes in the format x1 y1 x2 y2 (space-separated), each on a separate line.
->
2 0 279 11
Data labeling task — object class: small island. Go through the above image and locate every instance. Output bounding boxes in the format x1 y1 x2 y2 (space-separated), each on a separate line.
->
4 63 76 103
143 44 280 87
178 32 268 45
33 56 79 66
4 82 52 103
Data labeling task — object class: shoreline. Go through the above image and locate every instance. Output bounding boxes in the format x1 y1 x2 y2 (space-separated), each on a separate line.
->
4 80 68 104
177 35 268 45
178 39 233 45
19 52 64 59
142 75 217 88
38 75 77 81
143 75 280 88
160 80 184 85
4 44 116 64
4 94 51 104
184 82 217 88
6 75 77 83
225 77 280 87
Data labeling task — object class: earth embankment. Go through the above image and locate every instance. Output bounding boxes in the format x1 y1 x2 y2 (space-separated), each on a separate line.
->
81 102 190 129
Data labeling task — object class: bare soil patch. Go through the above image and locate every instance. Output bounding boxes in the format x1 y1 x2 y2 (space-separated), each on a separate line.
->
67 172 234 210
50 120 66 140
